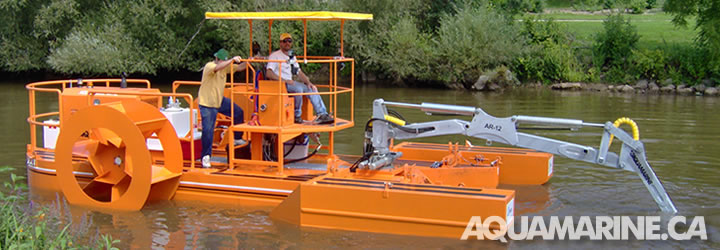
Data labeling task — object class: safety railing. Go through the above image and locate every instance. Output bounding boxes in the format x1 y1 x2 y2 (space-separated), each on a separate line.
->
26 79 203 168
172 57 355 173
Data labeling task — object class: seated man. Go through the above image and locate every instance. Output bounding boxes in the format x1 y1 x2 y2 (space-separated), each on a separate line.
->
265 33 334 124
198 48 247 168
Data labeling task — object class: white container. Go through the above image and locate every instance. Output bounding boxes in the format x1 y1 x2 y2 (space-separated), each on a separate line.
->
43 120 60 149
160 108 198 138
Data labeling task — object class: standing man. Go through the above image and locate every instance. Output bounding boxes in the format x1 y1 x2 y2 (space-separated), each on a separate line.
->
266 33 334 124
199 48 246 168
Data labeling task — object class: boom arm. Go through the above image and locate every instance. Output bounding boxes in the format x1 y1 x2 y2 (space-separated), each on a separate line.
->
362 99 677 213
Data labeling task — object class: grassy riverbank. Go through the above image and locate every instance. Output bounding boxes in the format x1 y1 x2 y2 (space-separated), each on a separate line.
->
534 12 695 48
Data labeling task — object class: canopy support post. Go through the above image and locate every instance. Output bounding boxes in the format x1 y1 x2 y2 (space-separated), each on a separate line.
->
340 20 345 57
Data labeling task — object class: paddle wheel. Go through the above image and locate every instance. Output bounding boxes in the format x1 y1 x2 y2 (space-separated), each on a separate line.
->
54 99 183 211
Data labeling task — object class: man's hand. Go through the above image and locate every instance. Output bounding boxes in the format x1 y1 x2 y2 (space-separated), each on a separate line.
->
232 56 242 63
307 82 317 92
297 71 317 91
285 79 295 85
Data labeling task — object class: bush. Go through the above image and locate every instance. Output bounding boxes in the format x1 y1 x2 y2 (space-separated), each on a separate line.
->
514 17 587 83
631 48 666 80
624 0 647 13
341 0 426 76
664 45 718 85
593 14 639 82
645 0 656 9
601 0 616 9
493 0 545 14
365 14 433 82
433 5 527 85
485 65 520 86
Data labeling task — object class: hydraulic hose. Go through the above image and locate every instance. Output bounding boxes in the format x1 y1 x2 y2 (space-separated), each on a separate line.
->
608 117 640 147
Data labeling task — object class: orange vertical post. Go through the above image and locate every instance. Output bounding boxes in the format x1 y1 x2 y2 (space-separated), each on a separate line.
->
247 20 253 85
333 60 338 125
329 132 334 156
248 20 253 57
28 90 36 151
303 19 307 60
230 63 235 170
351 60 354 122
277 133 284 176
340 20 345 57
268 20 273 54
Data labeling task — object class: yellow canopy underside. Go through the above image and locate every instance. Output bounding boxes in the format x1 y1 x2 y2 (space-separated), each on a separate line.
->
205 11 373 21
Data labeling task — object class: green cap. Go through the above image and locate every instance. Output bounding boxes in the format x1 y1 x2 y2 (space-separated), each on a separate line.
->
214 48 229 60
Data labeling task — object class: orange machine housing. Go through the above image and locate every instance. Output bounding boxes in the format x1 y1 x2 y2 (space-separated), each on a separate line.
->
61 87 161 123
257 80 295 127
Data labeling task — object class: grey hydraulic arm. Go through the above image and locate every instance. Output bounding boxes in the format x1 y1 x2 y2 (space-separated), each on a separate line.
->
363 99 677 213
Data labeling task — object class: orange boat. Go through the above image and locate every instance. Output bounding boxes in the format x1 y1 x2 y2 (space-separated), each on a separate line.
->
25 11 676 239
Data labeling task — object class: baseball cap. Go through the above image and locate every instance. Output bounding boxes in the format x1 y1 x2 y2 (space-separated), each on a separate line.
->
280 33 292 41
214 48 229 60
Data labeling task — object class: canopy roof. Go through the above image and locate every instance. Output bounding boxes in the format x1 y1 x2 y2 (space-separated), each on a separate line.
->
205 11 373 21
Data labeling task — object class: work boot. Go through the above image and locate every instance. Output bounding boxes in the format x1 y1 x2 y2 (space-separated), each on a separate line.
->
294 116 304 124
201 155 211 168
315 113 335 124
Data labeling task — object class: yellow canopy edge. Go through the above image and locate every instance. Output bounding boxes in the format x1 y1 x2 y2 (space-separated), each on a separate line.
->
205 11 373 21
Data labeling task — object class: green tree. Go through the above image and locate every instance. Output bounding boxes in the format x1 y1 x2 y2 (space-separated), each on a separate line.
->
47 0 219 75
664 0 720 57
370 15 433 82
0 0 47 71
433 4 527 84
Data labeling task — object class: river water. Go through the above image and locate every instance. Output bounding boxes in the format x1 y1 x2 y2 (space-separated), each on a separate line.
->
3 80 719 249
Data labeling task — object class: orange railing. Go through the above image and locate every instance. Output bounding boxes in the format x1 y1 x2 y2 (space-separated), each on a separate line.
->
27 57 355 174
26 79 202 168
172 57 355 172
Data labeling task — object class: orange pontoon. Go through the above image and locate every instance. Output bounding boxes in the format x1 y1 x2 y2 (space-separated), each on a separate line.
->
25 11 676 239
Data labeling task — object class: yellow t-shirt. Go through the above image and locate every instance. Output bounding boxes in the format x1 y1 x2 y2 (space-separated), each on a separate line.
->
198 61 231 108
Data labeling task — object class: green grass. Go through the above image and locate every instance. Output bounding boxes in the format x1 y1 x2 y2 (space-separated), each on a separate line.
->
527 12 697 48
543 0 668 10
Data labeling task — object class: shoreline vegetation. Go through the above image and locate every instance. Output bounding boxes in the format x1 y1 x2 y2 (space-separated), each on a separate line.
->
1 0 717 90
0 166 119 249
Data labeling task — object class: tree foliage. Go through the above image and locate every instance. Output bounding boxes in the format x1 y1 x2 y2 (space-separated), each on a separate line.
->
664 0 720 57
432 5 527 84
0 0 715 86
0 0 47 71
514 17 587 83
593 14 639 69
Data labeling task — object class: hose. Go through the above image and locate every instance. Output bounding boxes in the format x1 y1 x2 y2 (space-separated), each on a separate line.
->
262 134 320 164
365 118 434 134
386 109 406 121
608 117 640 147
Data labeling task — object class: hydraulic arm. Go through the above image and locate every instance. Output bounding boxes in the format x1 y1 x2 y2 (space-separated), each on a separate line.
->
361 99 677 213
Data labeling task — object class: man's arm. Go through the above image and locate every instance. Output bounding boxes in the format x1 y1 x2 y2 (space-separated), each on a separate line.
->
265 66 294 85
297 71 317 91
214 56 246 73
